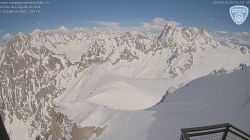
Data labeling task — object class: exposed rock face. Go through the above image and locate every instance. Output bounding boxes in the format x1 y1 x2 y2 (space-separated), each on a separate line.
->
0 25 229 139
71 124 106 140
158 25 222 78
0 33 74 139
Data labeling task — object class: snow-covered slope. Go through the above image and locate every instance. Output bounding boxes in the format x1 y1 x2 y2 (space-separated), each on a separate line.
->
55 27 250 111
63 66 250 140
145 67 250 140
1 23 250 140
54 25 250 140
55 64 167 110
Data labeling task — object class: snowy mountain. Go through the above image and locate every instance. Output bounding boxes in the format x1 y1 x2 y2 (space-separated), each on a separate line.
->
88 66 250 140
0 23 250 140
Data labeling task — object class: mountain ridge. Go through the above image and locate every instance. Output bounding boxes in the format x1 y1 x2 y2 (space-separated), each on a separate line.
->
0 24 250 139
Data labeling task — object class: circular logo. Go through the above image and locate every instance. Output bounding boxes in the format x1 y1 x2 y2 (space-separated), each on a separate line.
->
235 13 244 22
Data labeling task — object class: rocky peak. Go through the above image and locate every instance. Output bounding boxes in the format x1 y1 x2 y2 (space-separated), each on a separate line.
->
0 24 237 139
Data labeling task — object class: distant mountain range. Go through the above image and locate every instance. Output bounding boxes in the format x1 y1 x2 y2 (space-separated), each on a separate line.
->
0 23 249 140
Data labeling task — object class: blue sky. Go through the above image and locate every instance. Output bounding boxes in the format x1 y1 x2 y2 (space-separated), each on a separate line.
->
0 0 250 36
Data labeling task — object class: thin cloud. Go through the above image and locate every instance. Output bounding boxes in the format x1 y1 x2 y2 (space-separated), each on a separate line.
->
3 33 12 40
91 21 121 29
209 17 215 21
236 32 249 36
151 17 181 27
214 30 228 34
29 17 181 34
139 17 181 32
90 17 181 33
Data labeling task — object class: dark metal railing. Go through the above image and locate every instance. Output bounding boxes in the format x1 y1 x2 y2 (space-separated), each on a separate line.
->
180 123 250 140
